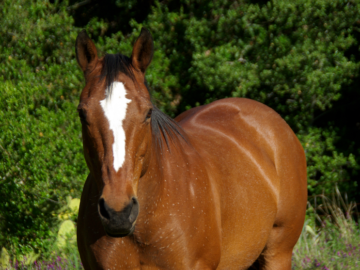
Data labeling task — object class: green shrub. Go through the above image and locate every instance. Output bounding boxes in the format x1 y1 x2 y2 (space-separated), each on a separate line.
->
0 0 86 254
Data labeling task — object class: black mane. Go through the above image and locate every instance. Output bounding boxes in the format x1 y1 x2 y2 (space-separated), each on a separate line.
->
100 53 187 151
100 53 135 93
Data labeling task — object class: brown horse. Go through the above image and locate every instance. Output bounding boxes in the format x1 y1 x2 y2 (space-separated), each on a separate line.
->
76 28 307 270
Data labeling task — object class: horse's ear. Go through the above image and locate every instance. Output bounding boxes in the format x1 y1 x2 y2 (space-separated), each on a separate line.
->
75 30 98 73
131 28 154 73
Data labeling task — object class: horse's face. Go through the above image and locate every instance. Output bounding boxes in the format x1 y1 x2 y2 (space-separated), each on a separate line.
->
75 29 154 237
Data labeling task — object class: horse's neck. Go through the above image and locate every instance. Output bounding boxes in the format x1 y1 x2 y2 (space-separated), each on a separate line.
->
138 141 196 210
134 141 212 246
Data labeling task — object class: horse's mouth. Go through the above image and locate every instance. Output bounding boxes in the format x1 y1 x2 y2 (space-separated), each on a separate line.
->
105 225 135 238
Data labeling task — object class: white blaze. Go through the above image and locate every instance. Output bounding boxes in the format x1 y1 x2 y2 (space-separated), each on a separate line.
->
100 82 131 172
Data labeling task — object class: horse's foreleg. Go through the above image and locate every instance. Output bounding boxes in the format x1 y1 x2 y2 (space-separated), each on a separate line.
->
253 250 292 270
253 225 298 270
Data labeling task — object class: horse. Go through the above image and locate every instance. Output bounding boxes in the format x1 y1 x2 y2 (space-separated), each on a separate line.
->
75 28 307 270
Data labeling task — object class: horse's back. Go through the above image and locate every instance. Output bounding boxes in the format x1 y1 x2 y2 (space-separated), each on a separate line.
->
177 98 307 269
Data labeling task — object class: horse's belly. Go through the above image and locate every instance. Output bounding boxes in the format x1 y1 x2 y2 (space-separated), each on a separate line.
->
218 200 276 269
181 105 280 267
202 144 278 268
217 173 277 268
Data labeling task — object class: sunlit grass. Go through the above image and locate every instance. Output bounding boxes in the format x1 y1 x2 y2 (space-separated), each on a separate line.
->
293 187 360 269
7 256 83 270
5 238 83 270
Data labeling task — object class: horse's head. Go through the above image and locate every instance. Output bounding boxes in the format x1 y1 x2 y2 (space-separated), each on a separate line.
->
75 29 154 237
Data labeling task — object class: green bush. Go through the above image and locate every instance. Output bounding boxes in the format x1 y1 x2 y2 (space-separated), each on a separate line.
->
0 0 86 254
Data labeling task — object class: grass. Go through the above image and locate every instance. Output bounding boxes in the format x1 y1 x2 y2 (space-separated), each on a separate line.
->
292 187 360 269
7 256 83 270
4 189 360 269
4 237 83 270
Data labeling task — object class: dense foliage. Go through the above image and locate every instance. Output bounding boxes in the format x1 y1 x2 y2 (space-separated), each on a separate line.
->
1 0 360 255
0 0 85 253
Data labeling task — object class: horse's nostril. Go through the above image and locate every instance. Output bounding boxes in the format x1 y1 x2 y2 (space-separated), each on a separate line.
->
98 198 110 220
129 197 139 224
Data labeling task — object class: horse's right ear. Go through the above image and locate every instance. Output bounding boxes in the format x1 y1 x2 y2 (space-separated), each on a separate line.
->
131 28 154 73
75 30 98 73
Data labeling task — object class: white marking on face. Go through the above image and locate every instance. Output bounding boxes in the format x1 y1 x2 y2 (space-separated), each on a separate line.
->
100 82 131 172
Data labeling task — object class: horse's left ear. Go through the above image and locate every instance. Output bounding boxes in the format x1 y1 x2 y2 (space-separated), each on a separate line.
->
75 30 98 73
131 28 154 73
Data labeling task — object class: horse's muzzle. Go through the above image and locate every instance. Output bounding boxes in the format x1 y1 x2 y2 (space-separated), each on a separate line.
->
98 197 139 237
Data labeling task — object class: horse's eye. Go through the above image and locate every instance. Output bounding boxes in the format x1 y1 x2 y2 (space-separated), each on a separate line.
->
146 109 152 120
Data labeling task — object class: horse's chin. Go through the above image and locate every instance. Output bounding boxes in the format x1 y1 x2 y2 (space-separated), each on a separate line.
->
105 225 135 238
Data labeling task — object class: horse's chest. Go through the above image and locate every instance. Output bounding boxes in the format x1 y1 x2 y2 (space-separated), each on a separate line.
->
88 236 140 269
90 240 188 269
88 226 220 270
